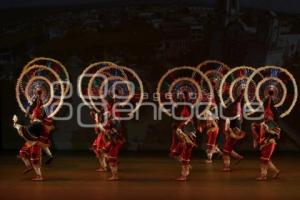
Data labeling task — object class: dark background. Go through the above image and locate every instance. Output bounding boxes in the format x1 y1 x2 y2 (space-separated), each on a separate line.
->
1 0 300 151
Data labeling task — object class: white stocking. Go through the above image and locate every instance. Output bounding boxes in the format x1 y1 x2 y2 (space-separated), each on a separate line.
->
21 157 31 168
43 147 53 157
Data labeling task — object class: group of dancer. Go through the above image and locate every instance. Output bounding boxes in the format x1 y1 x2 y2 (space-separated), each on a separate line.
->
13 85 281 182
169 88 281 181
12 59 296 182
13 89 126 181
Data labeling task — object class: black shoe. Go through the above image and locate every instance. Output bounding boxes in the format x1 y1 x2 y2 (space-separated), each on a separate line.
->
45 156 54 165
22 167 33 174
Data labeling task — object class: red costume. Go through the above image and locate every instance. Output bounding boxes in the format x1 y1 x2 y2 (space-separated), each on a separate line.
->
170 106 197 181
221 92 246 171
221 119 245 171
103 119 125 158
198 116 222 163
90 110 108 172
100 107 126 181
30 144 42 166
38 118 54 147
92 133 106 156
223 134 239 155
14 93 55 181
252 119 280 181
206 127 219 151
170 121 196 165
251 90 281 180
263 91 278 122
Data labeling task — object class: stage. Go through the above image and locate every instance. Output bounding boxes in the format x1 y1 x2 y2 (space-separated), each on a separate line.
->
0 152 299 199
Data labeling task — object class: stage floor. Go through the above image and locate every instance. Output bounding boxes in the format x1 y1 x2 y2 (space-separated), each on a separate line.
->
0 152 299 199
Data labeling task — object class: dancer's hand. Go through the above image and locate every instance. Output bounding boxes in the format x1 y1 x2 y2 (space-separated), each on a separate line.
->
12 115 18 124
253 140 258 149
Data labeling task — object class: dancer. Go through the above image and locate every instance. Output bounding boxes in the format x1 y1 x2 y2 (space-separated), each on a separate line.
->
252 89 280 181
90 109 108 172
14 58 68 181
27 89 54 165
170 106 197 181
221 90 246 172
13 89 55 181
252 116 281 181
101 107 125 181
13 105 55 181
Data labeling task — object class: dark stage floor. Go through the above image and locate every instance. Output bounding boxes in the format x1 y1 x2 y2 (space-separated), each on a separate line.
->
0 152 300 199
